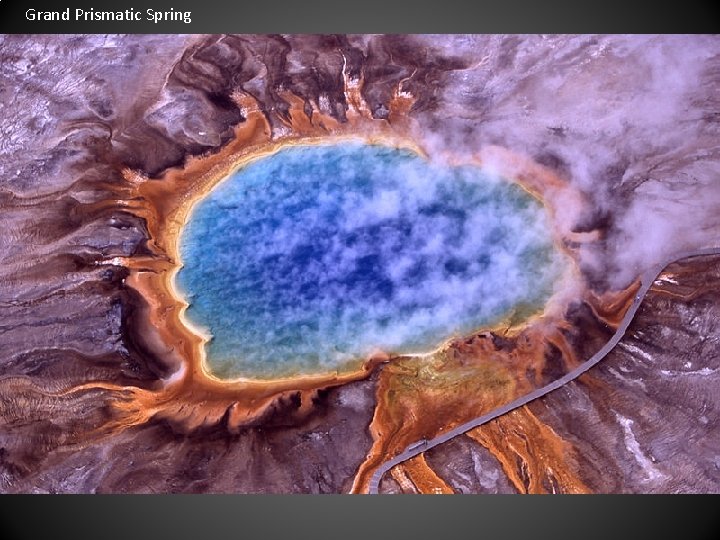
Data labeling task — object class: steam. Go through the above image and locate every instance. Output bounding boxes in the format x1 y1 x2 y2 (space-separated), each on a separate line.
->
403 34 720 287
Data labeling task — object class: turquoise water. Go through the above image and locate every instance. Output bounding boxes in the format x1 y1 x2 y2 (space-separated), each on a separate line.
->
177 143 566 379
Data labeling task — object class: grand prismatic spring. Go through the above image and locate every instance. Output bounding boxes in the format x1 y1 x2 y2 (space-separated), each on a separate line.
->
176 143 567 380
2 35 719 495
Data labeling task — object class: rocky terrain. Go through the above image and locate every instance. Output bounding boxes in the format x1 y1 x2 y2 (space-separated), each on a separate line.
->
0 34 718 493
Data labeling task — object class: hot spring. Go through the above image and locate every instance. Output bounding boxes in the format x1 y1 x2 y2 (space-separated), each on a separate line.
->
176 142 568 380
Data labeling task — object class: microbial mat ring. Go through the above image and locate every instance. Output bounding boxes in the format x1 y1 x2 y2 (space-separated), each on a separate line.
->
176 142 568 380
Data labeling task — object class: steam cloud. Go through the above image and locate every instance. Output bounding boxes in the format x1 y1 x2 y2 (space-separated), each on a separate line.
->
396 34 720 287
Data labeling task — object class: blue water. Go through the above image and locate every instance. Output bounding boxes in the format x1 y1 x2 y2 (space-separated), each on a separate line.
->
177 143 566 379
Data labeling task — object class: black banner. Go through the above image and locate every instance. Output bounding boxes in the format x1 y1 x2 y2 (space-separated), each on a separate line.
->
1 0 719 33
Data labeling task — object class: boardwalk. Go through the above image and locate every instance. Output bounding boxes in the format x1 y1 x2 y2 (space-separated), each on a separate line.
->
368 247 720 494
